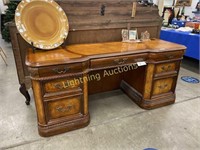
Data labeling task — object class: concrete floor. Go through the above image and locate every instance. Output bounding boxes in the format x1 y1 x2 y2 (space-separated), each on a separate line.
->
0 38 200 150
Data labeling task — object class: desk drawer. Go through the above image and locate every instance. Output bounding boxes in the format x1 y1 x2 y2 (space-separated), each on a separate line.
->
43 77 82 94
153 78 174 95
46 95 82 120
149 51 184 61
38 63 84 77
155 62 176 74
90 54 147 69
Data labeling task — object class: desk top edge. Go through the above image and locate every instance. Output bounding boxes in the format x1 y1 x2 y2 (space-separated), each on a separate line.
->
26 39 186 67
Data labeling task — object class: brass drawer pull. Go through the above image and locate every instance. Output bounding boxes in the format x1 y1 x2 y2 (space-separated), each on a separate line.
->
52 67 69 74
54 83 64 89
56 105 73 113
114 58 128 65
53 81 78 90
158 84 168 90
161 65 171 71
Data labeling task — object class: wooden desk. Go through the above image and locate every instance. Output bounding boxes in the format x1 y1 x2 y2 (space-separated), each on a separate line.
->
9 0 163 105
26 39 185 137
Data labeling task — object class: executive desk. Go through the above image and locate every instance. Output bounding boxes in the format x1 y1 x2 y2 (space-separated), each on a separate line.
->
160 28 200 60
26 39 185 137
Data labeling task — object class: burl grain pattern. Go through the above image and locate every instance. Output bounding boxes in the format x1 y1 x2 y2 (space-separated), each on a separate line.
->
26 40 185 67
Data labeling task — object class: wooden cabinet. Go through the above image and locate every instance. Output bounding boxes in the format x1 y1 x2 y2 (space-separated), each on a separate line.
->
30 71 89 136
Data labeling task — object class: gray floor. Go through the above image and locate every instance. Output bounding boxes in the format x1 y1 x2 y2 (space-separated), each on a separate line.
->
0 38 200 150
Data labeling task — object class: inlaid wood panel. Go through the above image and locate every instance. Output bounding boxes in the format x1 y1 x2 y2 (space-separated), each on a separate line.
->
155 62 176 74
26 40 185 67
153 78 174 95
47 95 82 120
43 77 82 93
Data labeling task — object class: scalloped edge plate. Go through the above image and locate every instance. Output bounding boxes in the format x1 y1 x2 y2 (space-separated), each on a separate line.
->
15 0 69 50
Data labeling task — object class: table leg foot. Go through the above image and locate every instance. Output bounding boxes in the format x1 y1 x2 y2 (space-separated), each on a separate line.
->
19 84 31 105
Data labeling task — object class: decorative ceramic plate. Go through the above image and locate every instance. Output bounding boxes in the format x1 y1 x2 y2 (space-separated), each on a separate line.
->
15 0 69 50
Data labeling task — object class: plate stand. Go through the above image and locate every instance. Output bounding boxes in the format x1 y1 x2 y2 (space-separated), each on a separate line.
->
60 37 67 49
31 42 39 53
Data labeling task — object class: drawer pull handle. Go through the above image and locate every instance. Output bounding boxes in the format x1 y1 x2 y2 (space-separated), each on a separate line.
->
114 58 128 65
158 84 168 89
161 65 171 71
53 81 78 90
52 67 69 74
54 83 64 89
56 105 73 113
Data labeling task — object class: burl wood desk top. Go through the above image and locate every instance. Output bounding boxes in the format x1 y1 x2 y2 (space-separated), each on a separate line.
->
26 39 186 67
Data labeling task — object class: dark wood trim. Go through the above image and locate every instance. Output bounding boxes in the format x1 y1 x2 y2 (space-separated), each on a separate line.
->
19 83 31 105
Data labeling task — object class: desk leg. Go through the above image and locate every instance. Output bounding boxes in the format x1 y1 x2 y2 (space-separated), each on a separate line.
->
19 83 31 105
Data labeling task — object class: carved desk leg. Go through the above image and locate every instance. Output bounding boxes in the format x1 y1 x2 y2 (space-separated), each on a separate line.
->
19 83 31 105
